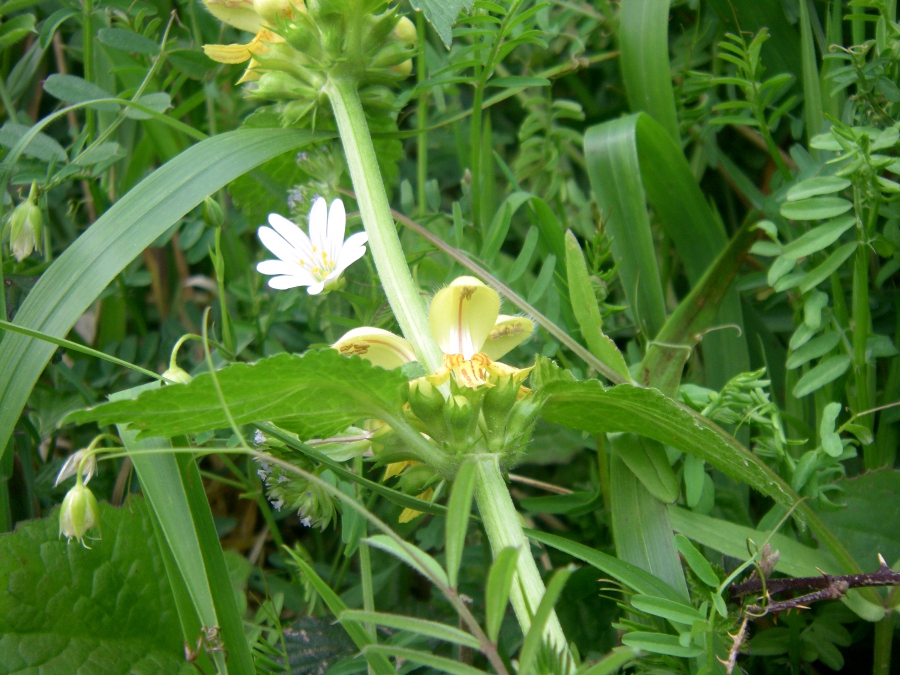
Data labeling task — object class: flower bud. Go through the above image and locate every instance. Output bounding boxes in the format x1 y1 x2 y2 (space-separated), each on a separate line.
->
482 375 519 444
503 393 544 452
392 16 416 44
7 182 42 262
408 379 449 442
202 196 225 228
59 482 101 547
390 59 413 77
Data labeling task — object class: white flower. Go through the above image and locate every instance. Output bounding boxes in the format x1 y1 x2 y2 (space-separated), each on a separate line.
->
256 197 368 295
54 449 98 488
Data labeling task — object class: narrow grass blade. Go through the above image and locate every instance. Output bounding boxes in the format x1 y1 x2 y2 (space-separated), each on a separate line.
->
364 534 449 587
618 0 680 143
485 546 519 642
364 645 489 675
0 128 330 466
445 460 477 588
518 565 576 675
340 610 481 649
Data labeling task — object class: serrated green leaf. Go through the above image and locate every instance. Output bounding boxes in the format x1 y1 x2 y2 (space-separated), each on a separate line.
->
98 27 159 54
485 546 519 642
445 460 476 589
621 632 702 658
0 498 189 674
68 351 408 440
782 216 855 260
792 355 851 398
630 594 705 625
780 197 853 221
674 534 719 587
787 176 851 201
565 231 631 381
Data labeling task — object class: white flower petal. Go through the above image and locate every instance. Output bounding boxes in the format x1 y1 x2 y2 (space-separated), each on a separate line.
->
429 276 500 359
308 197 328 253
333 327 417 369
257 260 316 284
334 243 367 276
327 199 346 261
307 280 326 295
268 275 311 290
267 214 313 259
258 226 298 264
342 231 368 249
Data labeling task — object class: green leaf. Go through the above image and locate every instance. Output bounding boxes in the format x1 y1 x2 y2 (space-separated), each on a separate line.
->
618 0 680 142
363 534 449 587
445 460 477 589
584 112 747 390
518 565 575 675
792 355 851 398
819 470 900 572
674 534 719 587
518 489 601 515
781 216 855 260
541 380 797 509
630 595 705 626
0 13 34 50
609 433 679 503
97 27 159 54
780 197 853 221
0 121 66 162
799 242 857 293
364 646 488 675
42 73 119 111
488 76 550 88
565 231 631 381
68 351 408 440
525 529 686 603
527 253 556 304
668 505 884 622
481 191 531 263
610 454 688 598
339 611 480 649
113 384 253 674
124 92 172 120
786 176 851 201
575 647 639 675
38 8 76 49
0 128 329 468
409 0 473 48
0 497 189 673
786 331 842 369
621 632 702 658
485 546 519 642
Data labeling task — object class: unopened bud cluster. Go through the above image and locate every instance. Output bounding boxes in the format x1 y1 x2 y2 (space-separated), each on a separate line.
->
203 0 417 124
254 445 337 529
407 375 543 467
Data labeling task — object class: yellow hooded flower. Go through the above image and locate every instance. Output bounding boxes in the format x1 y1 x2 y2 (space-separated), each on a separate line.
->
332 276 535 388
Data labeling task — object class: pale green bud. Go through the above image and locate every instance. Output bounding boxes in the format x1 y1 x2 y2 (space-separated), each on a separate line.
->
483 375 518 441
408 378 448 440
202 196 225 228
8 183 42 262
162 365 193 384
392 15 416 44
59 482 101 547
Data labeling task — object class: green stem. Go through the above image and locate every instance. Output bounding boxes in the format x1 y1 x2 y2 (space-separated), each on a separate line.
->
473 455 569 653
854 191 875 465
325 75 442 372
416 12 428 215
873 612 894 675
0 75 17 122
82 0 95 142
470 74 484 231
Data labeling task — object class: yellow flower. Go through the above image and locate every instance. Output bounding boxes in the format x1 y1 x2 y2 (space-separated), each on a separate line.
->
332 276 534 388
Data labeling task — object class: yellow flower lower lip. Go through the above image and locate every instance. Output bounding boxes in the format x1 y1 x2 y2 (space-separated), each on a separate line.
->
425 353 533 389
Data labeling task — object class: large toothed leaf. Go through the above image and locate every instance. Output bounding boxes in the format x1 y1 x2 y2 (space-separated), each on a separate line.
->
68 351 409 440
0 498 190 674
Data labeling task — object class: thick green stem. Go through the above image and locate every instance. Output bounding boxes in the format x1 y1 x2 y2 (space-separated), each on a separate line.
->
326 76 443 372
873 612 894 675
473 455 569 653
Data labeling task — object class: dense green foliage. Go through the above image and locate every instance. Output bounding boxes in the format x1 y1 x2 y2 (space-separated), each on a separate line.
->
1 0 900 674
